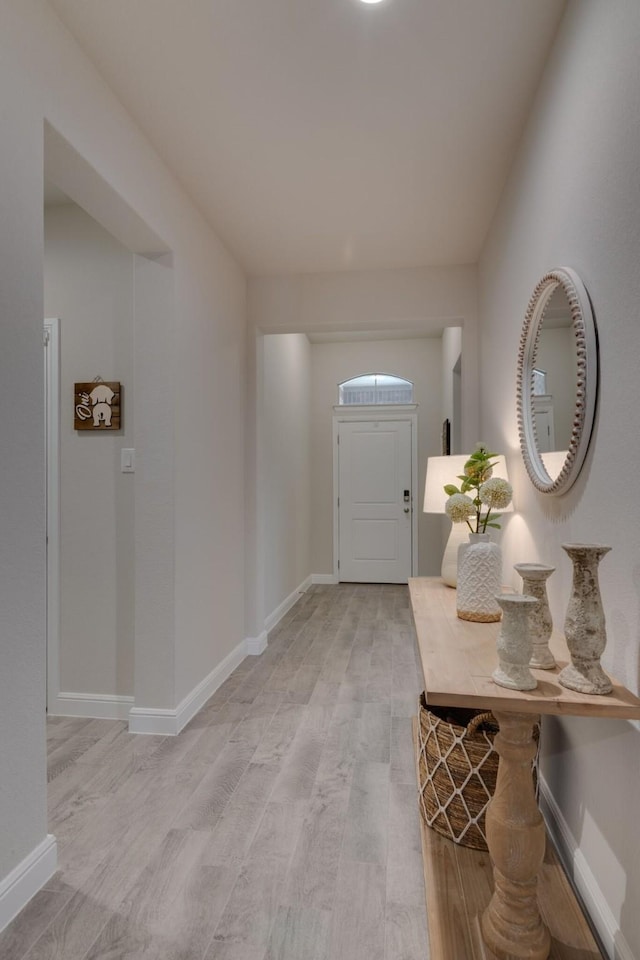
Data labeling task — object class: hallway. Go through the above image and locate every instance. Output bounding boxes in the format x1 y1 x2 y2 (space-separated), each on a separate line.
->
1 584 429 960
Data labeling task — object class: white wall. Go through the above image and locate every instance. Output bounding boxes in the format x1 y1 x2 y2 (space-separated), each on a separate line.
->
479 2 640 955
44 202 135 699
132 253 178 711
263 334 312 618
0 0 245 906
310 338 442 577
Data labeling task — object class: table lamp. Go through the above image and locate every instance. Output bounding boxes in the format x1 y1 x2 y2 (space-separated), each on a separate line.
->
424 454 512 587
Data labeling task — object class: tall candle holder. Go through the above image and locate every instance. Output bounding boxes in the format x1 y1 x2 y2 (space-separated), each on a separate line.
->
558 543 612 695
514 563 556 670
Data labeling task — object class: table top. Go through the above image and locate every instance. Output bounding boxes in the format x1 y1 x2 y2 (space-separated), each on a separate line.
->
409 577 640 719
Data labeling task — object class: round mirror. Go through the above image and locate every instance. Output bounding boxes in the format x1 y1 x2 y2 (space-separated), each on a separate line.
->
517 267 598 495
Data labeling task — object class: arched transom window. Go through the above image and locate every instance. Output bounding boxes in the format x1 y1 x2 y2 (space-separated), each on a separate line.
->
338 373 414 406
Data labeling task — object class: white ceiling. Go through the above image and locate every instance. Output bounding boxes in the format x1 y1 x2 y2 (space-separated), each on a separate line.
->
47 0 565 277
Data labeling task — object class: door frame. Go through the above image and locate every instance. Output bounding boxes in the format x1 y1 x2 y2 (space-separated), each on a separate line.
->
332 404 418 583
44 317 61 712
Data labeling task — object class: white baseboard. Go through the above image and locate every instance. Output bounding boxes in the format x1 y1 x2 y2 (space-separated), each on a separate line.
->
264 575 312 633
246 631 268 656
127 706 181 736
49 692 134 720
129 637 247 736
540 776 632 960
312 573 338 585
0 835 57 933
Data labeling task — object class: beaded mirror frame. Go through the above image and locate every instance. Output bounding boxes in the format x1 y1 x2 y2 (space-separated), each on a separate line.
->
516 267 598 495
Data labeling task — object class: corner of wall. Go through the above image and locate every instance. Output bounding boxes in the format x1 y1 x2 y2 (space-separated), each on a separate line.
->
128 635 247 735
0 835 57 934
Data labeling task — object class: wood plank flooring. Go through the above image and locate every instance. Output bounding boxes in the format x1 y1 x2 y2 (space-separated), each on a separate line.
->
1 583 429 960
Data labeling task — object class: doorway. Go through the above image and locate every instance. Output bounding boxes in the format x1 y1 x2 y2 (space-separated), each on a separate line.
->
44 142 172 721
333 408 417 583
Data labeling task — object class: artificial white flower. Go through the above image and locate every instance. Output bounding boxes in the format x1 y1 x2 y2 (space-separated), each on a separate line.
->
443 444 510 532
479 477 513 510
445 493 475 523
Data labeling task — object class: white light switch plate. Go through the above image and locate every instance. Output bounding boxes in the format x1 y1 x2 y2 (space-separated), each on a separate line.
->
121 448 135 473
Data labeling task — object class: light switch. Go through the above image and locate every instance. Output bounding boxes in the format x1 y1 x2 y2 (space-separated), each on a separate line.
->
121 448 135 473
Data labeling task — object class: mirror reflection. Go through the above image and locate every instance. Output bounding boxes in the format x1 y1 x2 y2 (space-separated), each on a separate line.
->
531 286 576 473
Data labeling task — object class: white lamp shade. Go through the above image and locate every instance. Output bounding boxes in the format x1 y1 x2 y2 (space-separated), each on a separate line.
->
424 455 469 513
423 454 513 514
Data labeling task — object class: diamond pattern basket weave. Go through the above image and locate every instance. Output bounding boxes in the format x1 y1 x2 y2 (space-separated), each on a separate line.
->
417 694 524 851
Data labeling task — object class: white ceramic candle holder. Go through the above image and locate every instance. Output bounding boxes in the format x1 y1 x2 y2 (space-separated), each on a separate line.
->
514 563 556 670
492 594 539 691
558 543 612 695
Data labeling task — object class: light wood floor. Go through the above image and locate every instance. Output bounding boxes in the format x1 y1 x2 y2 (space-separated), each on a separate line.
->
1 583 430 960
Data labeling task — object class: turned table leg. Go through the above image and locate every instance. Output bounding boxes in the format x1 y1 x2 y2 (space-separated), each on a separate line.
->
481 711 550 960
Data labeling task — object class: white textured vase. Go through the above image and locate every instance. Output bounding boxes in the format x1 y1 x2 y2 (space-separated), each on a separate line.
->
514 563 556 669
492 594 539 691
456 533 502 623
558 543 613 695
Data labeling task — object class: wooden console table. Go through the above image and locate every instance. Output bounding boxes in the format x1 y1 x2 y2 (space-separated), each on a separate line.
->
409 577 640 960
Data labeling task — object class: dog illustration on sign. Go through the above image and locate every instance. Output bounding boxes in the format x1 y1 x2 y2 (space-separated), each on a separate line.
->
74 380 120 430
89 382 116 426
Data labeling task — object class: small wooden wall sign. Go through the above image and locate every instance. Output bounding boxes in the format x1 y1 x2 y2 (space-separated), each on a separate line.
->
74 381 122 430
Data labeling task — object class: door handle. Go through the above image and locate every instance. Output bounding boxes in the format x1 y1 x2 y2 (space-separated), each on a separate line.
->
404 507 410 514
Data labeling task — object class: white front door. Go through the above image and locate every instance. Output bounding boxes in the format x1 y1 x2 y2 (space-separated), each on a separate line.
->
337 419 413 583
533 401 555 453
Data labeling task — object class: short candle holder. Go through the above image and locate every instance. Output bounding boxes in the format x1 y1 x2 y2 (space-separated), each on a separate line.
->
492 594 539 691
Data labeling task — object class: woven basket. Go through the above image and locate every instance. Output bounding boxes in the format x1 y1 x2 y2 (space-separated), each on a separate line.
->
417 694 539 851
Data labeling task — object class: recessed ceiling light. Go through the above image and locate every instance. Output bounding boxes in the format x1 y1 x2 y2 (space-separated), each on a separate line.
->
359 0 385 4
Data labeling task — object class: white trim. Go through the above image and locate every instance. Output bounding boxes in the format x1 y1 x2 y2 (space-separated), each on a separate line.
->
0 835 57 933
264 576 312 633
44 318 61 712
128 706 181 737
332 403 418 415
246 631 268 656
332 408 418 582
129 637 247 735
49 692 134 720
312 573 339 585
539 776 627 960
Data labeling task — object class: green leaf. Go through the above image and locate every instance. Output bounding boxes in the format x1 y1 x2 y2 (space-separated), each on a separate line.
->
443 484 460 496
486 522 502 529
